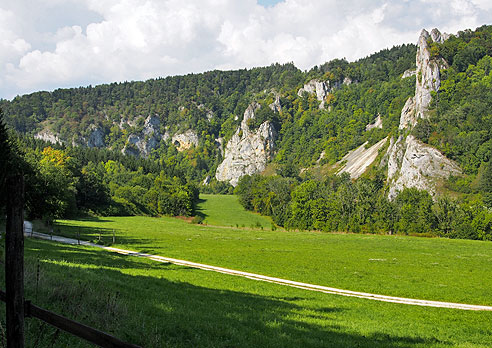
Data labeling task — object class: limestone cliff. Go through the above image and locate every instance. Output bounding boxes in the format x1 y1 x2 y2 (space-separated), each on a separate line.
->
387 28 461 199
34 129 62 144
172 130 199 152
122 115 164 157
338 138 388 179
215 102 277 186
297 80 330 109
387 135 461 198
87 125 106 148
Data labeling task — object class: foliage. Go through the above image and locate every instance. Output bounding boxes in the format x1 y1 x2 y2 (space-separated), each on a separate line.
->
0 110 12 211
0 44 417 185
236 173 492 241
2 133 199 219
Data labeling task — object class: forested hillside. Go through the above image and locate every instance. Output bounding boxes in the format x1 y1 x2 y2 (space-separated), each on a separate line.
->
0 120 198 220
1 25 492 240
0 45 416 184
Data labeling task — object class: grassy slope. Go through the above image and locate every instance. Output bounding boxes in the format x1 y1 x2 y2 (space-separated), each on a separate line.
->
2 194 491 346
196 194 273 228
50 195 492 306
0 238 490 347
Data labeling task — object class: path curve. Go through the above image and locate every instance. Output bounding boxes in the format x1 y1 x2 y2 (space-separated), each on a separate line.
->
27 231 492 311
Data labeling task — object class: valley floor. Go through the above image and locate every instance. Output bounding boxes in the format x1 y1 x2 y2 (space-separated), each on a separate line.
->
1 195 491 347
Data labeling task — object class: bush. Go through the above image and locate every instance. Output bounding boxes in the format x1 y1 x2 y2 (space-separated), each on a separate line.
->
191 215 204 224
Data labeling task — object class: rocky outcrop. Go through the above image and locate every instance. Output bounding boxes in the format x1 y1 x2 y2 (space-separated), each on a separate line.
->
269 95 282 113
215 102 277 186
122 115 163 157
338 138 388 179
398 97 417 130
386 28 461 198
215 137 224 157
343 77 352 85
366 115 383 131
399 29 450 130
172 130 199 151
34 129 62 144
387 136 461 199
414 29 442 123
297 80 330 109
87 126 106 148
402 69 416 78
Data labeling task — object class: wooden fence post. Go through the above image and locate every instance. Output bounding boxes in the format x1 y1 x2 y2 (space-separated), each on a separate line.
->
5 174 25 348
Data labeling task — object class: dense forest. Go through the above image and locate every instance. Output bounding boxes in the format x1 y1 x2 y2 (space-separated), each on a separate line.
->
1 25 492 241
0 45 416 184
0 113 199 220
236 25 492 241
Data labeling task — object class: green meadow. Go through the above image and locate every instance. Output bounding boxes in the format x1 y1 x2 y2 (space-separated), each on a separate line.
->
196 194 272 228
1 194 492 347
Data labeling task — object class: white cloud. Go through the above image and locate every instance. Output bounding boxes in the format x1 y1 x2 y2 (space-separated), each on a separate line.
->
1 0 491 99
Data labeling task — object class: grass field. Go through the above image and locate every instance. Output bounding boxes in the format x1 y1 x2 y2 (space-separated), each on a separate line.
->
196 194 273 228
1 194 492 347
1 238 491 347
53 217 492 305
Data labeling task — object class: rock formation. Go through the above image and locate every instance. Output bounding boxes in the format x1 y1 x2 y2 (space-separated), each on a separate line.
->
172 130 199 151
297 79 330 109
386 28 461 199
365 115 383 131
87 126 106 148
215 102 277 186
338 138 388 179
269 94 282 113
34 129 62 144
387 135 461 198
402 69 416 78
122 115 164 157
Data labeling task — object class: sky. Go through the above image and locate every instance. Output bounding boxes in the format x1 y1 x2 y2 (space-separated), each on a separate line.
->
1 0 491 100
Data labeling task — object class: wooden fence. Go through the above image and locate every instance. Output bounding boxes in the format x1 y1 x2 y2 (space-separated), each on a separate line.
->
0 290 141 348
4 175 141 348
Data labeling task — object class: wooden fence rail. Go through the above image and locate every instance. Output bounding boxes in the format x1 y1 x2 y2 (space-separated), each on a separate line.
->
0 290 141 348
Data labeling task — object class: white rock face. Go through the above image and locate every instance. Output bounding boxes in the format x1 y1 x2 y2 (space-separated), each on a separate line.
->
343 77 352 85
172 130 199 151
143 115 160 136
269 95 282 113
402 69 416 78
34 130 62 144
398 97 416 130
215 137 224 157
387 136 461 199
338 138 388 179
122 114 163 157
413 29 446 126
87 126 106 148
366 115 383 131
216 102 277 186
386 28 461 198
297 79 330 109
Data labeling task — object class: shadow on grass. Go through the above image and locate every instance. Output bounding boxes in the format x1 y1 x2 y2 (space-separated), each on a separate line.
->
14 239 450 348
194 197 209 221
52 220 151 246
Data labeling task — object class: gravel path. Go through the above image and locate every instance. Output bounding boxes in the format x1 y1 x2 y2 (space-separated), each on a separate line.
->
27 230 492 311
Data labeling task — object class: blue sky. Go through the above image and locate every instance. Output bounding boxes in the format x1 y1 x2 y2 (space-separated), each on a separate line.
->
1 0 491 99
258 0 284 7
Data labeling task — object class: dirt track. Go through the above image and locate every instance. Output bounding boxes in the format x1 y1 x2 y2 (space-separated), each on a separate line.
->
27 231 492 311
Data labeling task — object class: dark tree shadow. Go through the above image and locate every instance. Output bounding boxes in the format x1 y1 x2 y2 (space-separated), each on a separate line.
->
194 197 209 221
8 239 452 348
